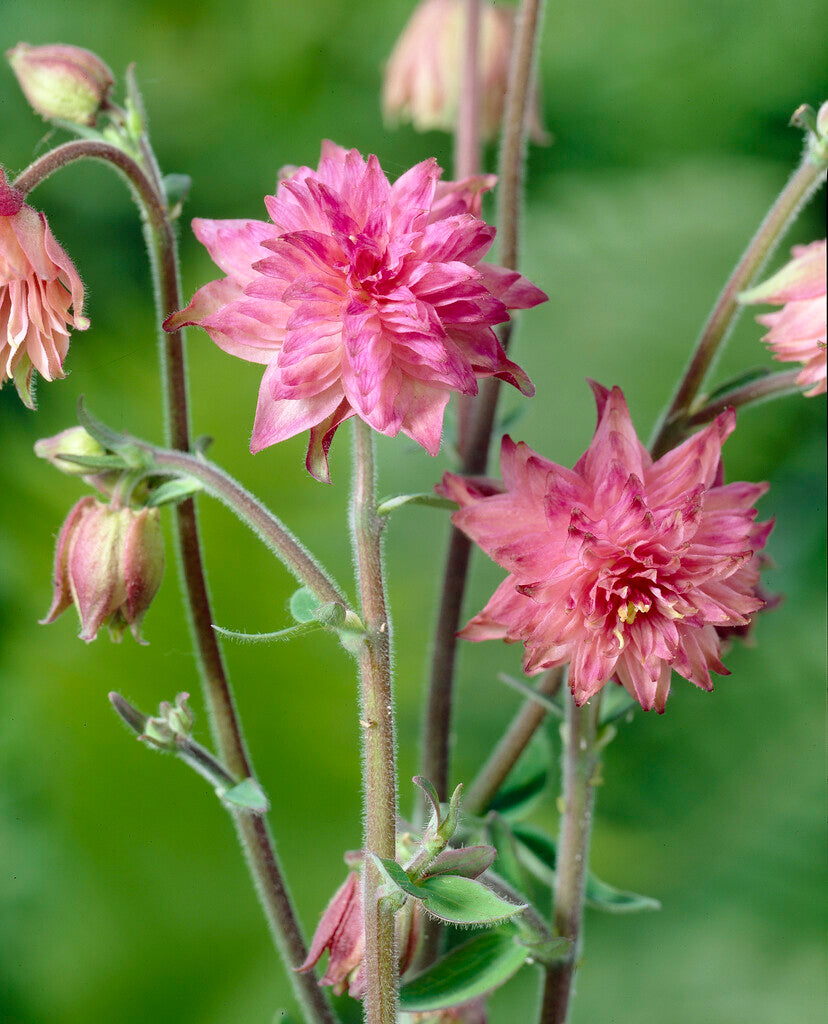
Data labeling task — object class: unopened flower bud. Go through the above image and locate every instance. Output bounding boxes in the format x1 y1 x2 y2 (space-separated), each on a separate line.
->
383 0 548 144
7 42 113 126
41 497 164 643
34 426 107 474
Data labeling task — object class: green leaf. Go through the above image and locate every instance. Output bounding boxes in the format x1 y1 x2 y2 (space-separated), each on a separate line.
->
423 846 496 880
371 855 422 900
212 620 322 644
490 732 549 817
162 173 192 209
289 587 321 623
399 930 528 1012
584 874 661 914
511 823 660 913
77 396 130 452
55 453 130 471
703 365 772 403
498 673 564 717
415 874 526 926
376 493 456 516
145 477 204 507
221 778 269 814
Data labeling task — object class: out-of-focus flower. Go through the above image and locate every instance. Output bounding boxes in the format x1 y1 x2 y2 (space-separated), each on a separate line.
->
6 42 113 126
410 998 487 1023
41 497 165 643
165 142 545 481
738 240 826 396
382 0 548 144
297 866 421 997
1 169 89 408
440 383 772 712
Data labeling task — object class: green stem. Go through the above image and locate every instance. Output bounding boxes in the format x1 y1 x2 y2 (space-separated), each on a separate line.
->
143 445 350 610
539 694 601 1024
650 151 827 458
464 667 564 817
350 420 398 1024
16 138 338 1024
684 368 806 428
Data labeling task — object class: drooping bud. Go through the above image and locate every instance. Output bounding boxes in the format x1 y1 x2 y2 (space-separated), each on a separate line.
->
382 0 548 144
41 498 165 643
6 43 114 126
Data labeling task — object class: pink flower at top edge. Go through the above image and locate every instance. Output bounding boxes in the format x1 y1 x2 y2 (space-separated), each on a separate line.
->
1 168 89 408
739 239 826 397
440 383 773 712
165 141 546 481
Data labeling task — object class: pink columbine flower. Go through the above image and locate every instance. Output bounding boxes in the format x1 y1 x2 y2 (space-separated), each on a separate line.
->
440 383 772 712
297 865 421 997
1 169 89 408
165 142 546 481
41 497 165 643
738 240 826 397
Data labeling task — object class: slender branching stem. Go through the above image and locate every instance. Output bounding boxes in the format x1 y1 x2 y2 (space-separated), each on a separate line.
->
539 694 601 1024
16 137 338 1024
464 667 564 817
143 446 350 610
684 368 806 428
420 0 548 807
650 153 827 458
351 419 398 1024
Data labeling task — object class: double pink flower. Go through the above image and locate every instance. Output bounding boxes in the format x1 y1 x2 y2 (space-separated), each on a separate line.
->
442 384 772 712
1 169 88 408
167 142 545 480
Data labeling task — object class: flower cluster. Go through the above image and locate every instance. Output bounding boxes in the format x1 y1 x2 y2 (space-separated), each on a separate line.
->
1 169 89 408
166 142 546 480
441 384 772 712
739 239 826 396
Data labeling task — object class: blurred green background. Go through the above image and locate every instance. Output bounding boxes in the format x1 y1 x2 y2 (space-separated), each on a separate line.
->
1 1 825 1022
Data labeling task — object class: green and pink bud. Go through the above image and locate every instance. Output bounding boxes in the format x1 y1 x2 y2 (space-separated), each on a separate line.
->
41 497 164 643
6 42 113 126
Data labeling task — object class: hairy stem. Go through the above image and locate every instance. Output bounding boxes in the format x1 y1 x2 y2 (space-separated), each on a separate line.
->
420 0 548 805
539 694 601 1024
650 152 827 458
351 420 398 1024
464 667 564 816
17 137 337 1024
143 446 350 609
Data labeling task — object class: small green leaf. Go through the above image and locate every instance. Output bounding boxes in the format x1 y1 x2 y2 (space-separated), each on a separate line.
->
511 823 660 913
212 620 322 644
490 732 549 817
423 846 496 880
413 775 441 827
221 778 269 814
399 930 528 1012
77 396 129 452
584 874 661 914
703 366 772 404
376 493 456 516
416 874 526 926
55 452 129 471
498 673 564 717
289 587 321 623
145 477 204 507
371 855 422 900
162 173 192 209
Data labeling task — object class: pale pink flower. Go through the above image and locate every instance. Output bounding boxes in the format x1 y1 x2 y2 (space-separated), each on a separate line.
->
165 142 545 481
382 0 548 145
1 169 89 408
739 240 826 396
440 383 772 712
